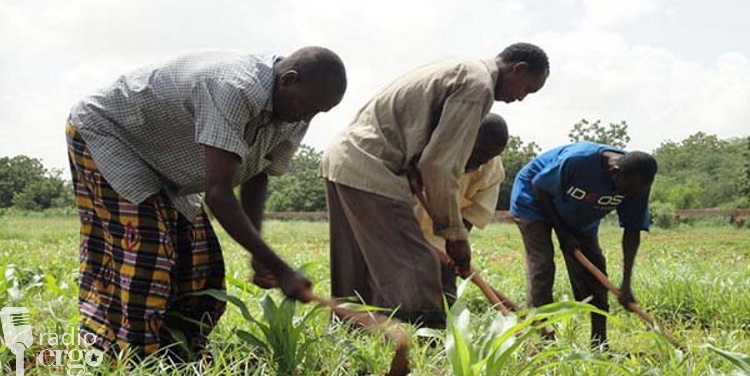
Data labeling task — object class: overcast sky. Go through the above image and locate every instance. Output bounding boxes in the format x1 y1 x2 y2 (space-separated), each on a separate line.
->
1 0 748 171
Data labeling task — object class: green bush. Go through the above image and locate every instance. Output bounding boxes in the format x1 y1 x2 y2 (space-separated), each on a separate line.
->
11 176 68 210
0 155 47 207
1 155 73 211
650 201 677 229
267 145 326 212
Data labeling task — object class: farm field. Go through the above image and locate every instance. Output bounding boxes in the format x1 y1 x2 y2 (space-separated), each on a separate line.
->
1 214 749 375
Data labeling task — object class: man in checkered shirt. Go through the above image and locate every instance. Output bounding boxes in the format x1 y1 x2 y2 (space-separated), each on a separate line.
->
65 46 347 361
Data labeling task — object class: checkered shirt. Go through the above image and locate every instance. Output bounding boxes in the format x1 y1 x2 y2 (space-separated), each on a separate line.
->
69 51 308 221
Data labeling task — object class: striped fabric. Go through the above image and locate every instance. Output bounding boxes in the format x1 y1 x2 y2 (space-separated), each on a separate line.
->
66 124 226 359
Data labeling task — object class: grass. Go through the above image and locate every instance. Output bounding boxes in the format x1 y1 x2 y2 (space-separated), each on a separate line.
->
0 214 749 375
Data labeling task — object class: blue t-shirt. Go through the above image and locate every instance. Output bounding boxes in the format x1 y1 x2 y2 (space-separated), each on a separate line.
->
510 142 650 236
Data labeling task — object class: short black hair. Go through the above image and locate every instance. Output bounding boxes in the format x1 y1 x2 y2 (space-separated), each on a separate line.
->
476 113 509 151
618 151 658 184
498 43 549 76
278 46 347 91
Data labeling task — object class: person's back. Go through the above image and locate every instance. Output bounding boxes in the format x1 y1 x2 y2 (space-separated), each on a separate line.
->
73 51 271 126
70 51 298 216
511 141 649 236
321 58 497 201
510 141 657 348
321 43 548 328
65 46 347 360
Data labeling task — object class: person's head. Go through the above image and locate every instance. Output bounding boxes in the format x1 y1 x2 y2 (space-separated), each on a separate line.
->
465 113 509 172
272 46 347 123
611 151 658 195
493 43 549 103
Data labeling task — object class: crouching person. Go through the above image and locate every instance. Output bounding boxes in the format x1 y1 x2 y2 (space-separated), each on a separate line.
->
411 114 509 303
510 142 657 349
66 47 346 361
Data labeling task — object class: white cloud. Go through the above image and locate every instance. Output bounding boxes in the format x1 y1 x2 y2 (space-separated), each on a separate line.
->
1 0 533 169
498 30 750 153
578 0 661 30
0 0 747 171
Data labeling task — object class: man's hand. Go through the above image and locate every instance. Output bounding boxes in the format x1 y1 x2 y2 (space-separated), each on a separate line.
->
251 257 279 289
446 240 472 278
618 285 636 311
279 269 314 303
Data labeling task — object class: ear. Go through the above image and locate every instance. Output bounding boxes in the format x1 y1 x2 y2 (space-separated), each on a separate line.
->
512 62 529 74
278 70 299 87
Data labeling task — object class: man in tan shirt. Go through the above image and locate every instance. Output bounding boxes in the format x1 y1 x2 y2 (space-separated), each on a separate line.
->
320 43 549 327
412 113 508 303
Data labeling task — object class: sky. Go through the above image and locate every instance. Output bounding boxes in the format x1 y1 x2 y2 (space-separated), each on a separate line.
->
1 0 748 171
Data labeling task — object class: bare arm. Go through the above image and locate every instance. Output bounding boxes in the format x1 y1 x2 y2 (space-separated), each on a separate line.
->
618 228 641 308
241 173 268 230
240 173 282 287
203 146 311 301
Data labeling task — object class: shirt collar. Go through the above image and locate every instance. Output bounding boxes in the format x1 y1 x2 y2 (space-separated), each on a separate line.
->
480 58 500 88
262 55 283 116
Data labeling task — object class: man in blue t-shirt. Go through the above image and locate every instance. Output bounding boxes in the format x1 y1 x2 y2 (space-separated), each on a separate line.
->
510 141 658 348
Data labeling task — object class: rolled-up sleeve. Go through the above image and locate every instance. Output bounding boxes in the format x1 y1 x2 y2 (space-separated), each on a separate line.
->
264 122 308 176
192 78 255 161
418 83 492 241
264 140 299 176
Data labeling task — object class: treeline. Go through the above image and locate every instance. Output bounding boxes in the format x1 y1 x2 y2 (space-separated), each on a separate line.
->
651 133 749 209
263 119 750 217
2 120 748 222
0 156 73 211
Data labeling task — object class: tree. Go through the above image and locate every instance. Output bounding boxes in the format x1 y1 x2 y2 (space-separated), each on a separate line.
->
496 136 541 210
266 145 327 212
0 156 47 207
651 133 748 208
12 173 68 210
650 176 704 209
568 119 631 149
0 155 73 210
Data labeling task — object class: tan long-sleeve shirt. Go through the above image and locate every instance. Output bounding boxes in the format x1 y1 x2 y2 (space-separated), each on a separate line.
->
320 59 499 240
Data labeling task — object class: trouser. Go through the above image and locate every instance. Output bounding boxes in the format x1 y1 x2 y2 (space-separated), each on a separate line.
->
325 181 446 328
67 124 226 360
514 217 609 346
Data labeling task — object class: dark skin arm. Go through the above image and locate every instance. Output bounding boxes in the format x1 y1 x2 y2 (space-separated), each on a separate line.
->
241 173 267 231
619 228 640 309
204 146 311 302
240 173 281 288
